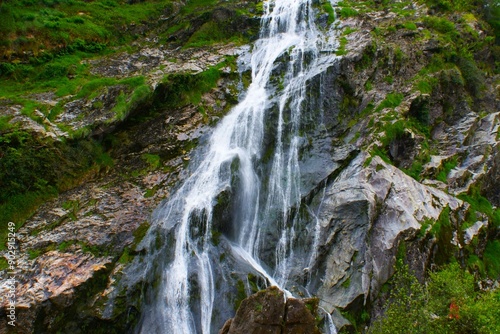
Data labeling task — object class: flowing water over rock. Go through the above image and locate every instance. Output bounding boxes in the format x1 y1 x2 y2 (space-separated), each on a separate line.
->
136 0 340 333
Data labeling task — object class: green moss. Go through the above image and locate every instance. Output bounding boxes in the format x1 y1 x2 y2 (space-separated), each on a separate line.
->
403 22 418 30
381 120 405 146
363 156 373 167
467 254 486 277
338 7 359 18
0 257 9 270
371 146 391 164
321 0 335 25
335 36 348 56
419 218 433 238
234 279 247 310
416 79 437 94
376 92 404 112
132 221 150 248
423 16 458 36
430 206 451 237
484 240 500 279
58 240 73 252
141 153 161 170
458 187 497 226
435 156 458 183
402 161 424 181
0 130 113 249
158 64 223 108
118 247 132 264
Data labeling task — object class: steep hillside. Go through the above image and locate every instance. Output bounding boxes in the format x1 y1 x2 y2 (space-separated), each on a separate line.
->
0 0 499 333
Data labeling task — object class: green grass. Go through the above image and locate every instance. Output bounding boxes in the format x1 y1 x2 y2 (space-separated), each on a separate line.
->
435 156 458 183
369 261 500 333
375 92 404 112
0 0 174 58
158 63 226 108
483 240 500 278
180 0 218 15
458 186 500 230
338 7 359 18
322 0 335 25
142 153 161 170
380 120 405 146
403 22 418 30
402 161 424 180
416 77 438 94
185 20 245 48
430 206 451 237
335 36 348 55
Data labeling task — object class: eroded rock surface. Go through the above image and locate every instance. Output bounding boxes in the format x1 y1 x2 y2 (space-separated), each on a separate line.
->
219 287 321 334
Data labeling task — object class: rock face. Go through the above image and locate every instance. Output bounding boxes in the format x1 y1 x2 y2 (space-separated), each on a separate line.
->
310 153 463 311
0 38 248 334
219 287 321 334
1 0 499 332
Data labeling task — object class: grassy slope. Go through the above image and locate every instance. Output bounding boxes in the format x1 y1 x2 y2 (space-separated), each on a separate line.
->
0 0 262 253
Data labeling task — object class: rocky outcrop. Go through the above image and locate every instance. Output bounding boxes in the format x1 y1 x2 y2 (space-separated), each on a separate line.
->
310 153 463 311
306 5 499 329
219 287 321 334
0 42 247 334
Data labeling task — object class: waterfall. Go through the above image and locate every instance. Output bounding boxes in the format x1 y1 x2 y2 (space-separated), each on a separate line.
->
136 0 340 333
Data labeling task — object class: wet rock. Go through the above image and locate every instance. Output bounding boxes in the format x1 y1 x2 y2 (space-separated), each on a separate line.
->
221 286 285 334
310 153 462 312
220 287 321 334
283 298 321 334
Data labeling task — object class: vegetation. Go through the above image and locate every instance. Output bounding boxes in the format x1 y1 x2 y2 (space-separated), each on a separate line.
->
0 129 113 249
369 261 500 333
0 0 253 251
0 0 173 58
459 186 500 229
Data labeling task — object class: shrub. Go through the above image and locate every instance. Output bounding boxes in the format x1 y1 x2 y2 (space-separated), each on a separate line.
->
483 240 500 278
369 262 500 333
455 56 484 97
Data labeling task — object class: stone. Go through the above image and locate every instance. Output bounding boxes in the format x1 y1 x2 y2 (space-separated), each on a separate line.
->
220 287 322 334
224 286 285 334
311 153 462 311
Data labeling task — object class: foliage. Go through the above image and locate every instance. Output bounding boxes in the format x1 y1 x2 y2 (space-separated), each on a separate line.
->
435 156 458 183
380 120 405 146
336 36 348 55
141 153 162 170
0 0 173 58
483 240 500 278
322 0 335 25
338 7 359 18
0 130 112 249
455 55 485 97
369 262 500 333
184 16 248 48
458 186 500 228
157 64 224 107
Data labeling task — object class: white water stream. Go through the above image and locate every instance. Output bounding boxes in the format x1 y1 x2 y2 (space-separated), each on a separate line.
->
138 0 340 333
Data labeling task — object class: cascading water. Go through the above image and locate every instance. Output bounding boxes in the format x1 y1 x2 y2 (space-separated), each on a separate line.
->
136 0 340 333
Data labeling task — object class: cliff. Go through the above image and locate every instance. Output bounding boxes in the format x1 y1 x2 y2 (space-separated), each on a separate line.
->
0 0 498 333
